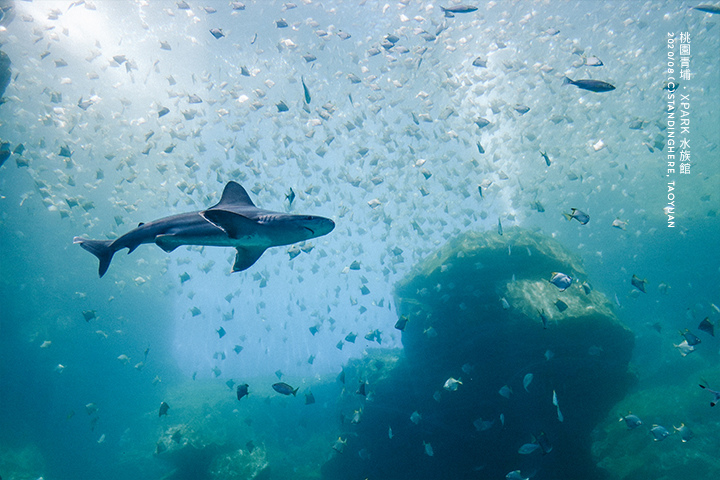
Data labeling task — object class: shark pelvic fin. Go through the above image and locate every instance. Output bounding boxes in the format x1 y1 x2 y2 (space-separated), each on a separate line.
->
233 247 267 272
155 234 181 253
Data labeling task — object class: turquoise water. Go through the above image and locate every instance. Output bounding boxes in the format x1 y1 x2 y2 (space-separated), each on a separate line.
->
1 1 719 479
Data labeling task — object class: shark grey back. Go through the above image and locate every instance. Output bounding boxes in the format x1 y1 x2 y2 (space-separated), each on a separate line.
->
74 182 335 277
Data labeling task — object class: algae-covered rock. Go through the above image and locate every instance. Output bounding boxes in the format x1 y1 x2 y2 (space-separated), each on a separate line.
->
209 446 271 480
0 443 46 480
323 228 635 480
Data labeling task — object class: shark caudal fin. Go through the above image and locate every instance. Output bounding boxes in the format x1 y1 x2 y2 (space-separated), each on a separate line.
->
73 237 115 278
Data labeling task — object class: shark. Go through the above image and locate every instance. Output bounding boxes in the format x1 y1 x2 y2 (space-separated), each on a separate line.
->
73 181 335 278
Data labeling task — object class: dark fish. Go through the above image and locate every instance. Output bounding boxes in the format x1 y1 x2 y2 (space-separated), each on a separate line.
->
275 370 283 380
700 382 720 406
497 218 503 236
302 54 316 63
440 5 478 15
337 369 346 384
159 401 169 417
631 274 647 293
305 392 315 405
272 382 298 396
301 77 311 104
698 317 715 336
563 208 589 225
276 19 288 28
514 104 530 115
59 145 73 158
562 76 615 93
158 106 169 117
160 41 171 51
681 329 701 346
356 381 367 396
555 299 568 312
176 1 190 9
188 94 202 104
694 4 720 14
472 56 487 68
0 149 10 167
78 97 93 110
538 309 549 329
540 151 551 166
209 28 225 39
536 431 553 454
286 187 295 205
226 379 235 390
233 345 243 354
232 2 246 10
395 315 409 331
345 332 357 343
240 66 250 77
217 327 226 338
477 142 485 154
112 55 126 65
620 413 643 429
475 118 491 129
237 383 249 400
276 101 289 112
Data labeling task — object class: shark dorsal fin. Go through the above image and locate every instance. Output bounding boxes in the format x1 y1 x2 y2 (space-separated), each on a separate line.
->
213 182 256 209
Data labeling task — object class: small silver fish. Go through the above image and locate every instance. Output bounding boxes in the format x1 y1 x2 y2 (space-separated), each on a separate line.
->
699 383 720 407
423 441 434 456
444 377 462 391
549 272 572 291
620 413 642 429
680 329 701 346
673 423 693 442
518 442 539 454
523 373 533 392
631 274 647 293
499 385 512 398
650 424 669 442
563 208 589 225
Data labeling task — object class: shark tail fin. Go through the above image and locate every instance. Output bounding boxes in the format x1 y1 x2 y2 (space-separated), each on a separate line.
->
73 237 115 278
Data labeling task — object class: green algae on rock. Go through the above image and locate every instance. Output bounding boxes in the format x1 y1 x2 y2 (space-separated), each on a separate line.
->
324 228 635 480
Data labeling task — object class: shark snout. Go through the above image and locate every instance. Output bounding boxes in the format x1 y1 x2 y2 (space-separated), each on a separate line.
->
302 216 335 239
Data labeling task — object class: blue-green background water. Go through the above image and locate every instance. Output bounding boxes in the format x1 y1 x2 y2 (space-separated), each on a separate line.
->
1 1 718 479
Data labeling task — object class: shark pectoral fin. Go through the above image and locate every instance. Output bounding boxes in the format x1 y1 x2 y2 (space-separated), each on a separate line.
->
233 247 266 272
201 209 257 239
155 235 181 253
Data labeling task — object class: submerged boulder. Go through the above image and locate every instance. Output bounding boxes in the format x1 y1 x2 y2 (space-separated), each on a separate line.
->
323 228 635 480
